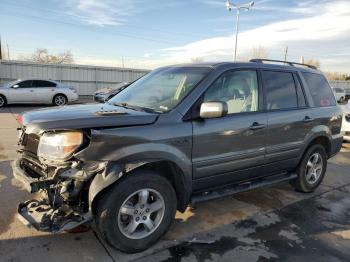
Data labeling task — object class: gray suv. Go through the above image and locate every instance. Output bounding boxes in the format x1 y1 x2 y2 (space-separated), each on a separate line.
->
13 59 343 253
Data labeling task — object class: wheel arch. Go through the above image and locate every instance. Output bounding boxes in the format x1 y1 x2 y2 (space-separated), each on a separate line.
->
52 93 68 104
300 134 331 162
0 93 7 104
89 159 192 214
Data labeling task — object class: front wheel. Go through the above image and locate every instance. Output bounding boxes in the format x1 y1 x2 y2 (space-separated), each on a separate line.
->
95 170 177 253
290 144 327 192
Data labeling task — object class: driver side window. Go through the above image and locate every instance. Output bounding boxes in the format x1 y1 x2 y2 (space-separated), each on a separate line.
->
15 80 33 88
204 70 259 114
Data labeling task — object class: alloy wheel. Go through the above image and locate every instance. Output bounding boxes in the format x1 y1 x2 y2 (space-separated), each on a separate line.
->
117 188 165 240
54 95 67 106
305 152 323 185
0 97 4 107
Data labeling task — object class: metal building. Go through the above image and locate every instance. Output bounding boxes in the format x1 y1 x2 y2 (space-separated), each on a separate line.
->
0 60 149 95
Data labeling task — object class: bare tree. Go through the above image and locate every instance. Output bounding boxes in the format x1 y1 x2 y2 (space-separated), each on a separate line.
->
28 48 74 64
190 57 204 63
324 71 350 81
250 46 269 60
305 59 320 68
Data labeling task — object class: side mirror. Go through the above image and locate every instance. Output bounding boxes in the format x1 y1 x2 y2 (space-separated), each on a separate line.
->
200 102 228 119
12 84 19 89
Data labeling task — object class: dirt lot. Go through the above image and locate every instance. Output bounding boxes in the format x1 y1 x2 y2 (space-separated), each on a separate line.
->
0 101 350 262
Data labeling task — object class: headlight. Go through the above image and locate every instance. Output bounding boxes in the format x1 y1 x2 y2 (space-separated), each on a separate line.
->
38 131 83 161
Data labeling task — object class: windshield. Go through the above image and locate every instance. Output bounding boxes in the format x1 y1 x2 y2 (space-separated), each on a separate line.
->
108 67 211 113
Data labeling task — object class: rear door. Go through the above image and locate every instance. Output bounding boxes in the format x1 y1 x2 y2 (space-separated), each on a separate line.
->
32 80 57 103
262 70 311 172
191 69 267 190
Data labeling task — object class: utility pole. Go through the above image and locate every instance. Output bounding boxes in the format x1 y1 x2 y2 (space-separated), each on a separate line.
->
225 1 254 61
284 46 288 61
7 44 10 60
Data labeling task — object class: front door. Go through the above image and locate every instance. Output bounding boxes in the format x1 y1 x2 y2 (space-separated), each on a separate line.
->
191 69 267 191
7 80 36 103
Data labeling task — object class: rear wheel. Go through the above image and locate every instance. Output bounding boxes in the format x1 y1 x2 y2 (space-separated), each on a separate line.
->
290 144 327 192
53 94 67 106
0 95 7 108
95 170 177 253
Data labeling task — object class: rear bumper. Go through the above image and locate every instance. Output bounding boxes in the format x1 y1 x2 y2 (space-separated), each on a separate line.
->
330 134 344 157
69 93 79 102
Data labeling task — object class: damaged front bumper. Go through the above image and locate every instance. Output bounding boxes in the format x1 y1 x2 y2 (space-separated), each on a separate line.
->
12 158 95 233
18 199 91 232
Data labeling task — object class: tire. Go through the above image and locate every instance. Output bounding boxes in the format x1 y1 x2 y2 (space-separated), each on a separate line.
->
95 170 177 253
339 97 345 104
290 144 327 193
0 95 7 108
53 94 67 106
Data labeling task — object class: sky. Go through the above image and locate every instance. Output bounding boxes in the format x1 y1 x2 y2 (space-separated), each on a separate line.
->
0 0 350 73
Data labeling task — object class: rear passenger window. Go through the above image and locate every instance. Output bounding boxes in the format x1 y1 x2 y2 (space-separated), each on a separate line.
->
35 81 57 87
302 72 336 107
262 71 298 110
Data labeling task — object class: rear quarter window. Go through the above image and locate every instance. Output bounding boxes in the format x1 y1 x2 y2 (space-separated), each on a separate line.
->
302 72 336 107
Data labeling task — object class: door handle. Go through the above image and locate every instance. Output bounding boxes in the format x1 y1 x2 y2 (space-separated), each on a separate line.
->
30 90 34 92
249 122 266 130
303 116 314 123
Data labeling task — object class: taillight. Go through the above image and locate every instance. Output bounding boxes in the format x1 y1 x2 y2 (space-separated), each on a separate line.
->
69 87 77 93
17 115 23 125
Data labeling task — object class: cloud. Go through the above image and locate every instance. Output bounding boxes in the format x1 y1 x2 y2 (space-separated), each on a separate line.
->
62 0 185 26
63 0 144 26
162 1 350 66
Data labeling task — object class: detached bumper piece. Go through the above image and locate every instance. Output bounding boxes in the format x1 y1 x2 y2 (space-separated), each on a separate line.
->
18 199 91 232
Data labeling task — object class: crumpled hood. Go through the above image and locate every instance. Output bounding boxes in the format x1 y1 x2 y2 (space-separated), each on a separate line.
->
22 103 158 131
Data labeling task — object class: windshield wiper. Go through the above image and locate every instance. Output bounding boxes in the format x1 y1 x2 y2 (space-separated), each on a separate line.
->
112 102 158 114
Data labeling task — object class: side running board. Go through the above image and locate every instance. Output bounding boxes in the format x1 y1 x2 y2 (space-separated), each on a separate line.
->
191 173 297 204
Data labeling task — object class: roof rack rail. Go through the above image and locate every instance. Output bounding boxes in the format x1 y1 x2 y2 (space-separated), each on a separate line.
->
249 59 317 70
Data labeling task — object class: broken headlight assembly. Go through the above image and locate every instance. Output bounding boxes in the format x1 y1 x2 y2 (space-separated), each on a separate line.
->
38 131 83 161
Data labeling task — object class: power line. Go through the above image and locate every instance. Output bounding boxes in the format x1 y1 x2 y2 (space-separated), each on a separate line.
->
3 0 212 39
0 11 183 46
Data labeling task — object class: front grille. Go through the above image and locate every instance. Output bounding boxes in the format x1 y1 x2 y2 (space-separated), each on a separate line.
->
20 158 47 178
345 132 350 136
22 133 40 155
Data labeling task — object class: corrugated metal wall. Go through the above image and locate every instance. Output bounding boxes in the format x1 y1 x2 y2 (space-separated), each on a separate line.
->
0 60 149 95
329 80 350 93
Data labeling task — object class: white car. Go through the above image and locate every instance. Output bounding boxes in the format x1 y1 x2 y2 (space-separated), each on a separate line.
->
0 79 79 107
341 101 350 141
332 87 346 103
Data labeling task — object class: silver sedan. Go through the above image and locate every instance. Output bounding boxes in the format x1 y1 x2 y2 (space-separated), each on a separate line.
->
0 79 79 107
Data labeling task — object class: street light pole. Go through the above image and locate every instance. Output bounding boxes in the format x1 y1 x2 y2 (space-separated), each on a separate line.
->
225 1 254 62
234 8 240 62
